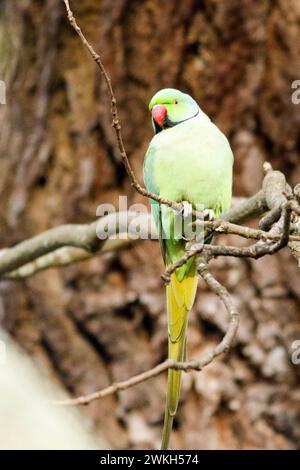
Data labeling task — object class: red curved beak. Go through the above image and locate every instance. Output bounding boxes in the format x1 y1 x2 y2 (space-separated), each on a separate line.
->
152 104 167 127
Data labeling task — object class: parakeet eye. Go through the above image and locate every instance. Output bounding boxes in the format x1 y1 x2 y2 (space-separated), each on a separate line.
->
174 100 178 104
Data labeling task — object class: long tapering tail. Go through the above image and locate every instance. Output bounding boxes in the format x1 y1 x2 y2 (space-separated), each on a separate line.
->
161 265 198 450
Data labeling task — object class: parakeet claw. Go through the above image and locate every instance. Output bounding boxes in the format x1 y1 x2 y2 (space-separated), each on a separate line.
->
202 209 215 221
181 200 193 219
180 201 194 241
182 234 194 241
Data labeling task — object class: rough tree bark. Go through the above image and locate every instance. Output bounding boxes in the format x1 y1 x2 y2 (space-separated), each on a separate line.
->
0 0 300 449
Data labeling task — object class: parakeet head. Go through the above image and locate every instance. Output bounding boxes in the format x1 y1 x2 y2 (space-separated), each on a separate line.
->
149 88 199 134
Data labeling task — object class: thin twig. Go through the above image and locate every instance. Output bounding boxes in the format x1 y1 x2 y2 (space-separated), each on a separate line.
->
197 258 239 354
53 260 239 406
63 0 181 211
194 218 300 242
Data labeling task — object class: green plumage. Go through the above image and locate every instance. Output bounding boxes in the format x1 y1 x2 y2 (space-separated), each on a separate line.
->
143 88 233 449
144 109 233 214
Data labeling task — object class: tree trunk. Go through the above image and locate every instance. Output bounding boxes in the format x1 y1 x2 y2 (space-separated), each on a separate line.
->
0 0 300 449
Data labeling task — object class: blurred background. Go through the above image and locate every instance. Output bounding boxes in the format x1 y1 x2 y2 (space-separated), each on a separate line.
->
0 0 300 450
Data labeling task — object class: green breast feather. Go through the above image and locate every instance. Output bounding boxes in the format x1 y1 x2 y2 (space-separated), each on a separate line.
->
144 113 233 272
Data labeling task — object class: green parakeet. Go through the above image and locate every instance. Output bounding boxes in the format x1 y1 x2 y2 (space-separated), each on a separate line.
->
143 88 233 449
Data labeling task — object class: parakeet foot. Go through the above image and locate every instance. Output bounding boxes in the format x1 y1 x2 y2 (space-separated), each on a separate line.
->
202 208 215 221
181 200 193 218
180 201 194 241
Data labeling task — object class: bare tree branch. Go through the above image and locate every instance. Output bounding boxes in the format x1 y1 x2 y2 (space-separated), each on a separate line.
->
1 197 299 280
222 189 268 225
4 238 134 280
1 187 300 280
0 222 100 277
0 212 150 278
